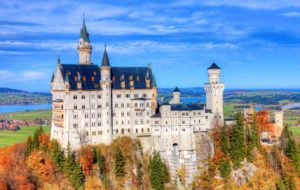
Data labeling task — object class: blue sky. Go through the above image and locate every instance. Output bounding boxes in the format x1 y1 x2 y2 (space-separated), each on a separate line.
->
0 0 300 92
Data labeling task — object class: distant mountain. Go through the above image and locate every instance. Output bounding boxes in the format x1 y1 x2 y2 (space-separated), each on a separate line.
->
0 88 51 105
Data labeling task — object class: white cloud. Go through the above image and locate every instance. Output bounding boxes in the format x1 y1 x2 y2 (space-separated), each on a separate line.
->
0 40 238 55
0 69 48 81
283 11 300 17
176 0 300 10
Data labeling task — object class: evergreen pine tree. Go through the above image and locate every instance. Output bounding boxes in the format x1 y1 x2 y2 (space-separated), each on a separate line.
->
245 126 254 161
219 159 231 179
64 145 76 176
149 152 169 190
282 127 300 175
70 163 85 190
220 125 230 155
32 126 44 149
251 118 260 147
25 136 34 156
50 140 64 170
230 112 245 168
98 150 106 176
114 147 125 177
92 147 98 164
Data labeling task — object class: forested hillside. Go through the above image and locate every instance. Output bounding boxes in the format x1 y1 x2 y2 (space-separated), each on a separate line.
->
0 88 51 105
0 113 299 190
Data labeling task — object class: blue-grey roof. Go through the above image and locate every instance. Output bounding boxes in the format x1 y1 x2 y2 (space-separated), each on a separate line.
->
58 64 101 90
173 86 180 92
53 64 156 90
111 67 155 89
208 63 220 70
171 103 205 111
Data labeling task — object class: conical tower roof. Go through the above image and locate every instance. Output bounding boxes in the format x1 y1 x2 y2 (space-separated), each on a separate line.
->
173 86 180 92
80 16 90 43
208 62 220 70
101 45 110 67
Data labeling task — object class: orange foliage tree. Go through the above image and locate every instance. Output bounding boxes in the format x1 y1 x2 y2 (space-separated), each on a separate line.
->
79 146 94 176
26 151 55 182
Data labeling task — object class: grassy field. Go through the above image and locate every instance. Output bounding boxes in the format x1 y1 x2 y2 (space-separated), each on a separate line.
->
289 126 300 136
5 109 52 121
0 125 51 147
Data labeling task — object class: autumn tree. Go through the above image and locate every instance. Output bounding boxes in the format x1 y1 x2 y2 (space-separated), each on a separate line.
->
80 146 94 176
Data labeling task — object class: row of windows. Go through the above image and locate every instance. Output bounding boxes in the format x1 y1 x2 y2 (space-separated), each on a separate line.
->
154 117 209 125
113 128 150 134
116 93 149 98
163 111 204 117
73 92 152 100
73 103 109 110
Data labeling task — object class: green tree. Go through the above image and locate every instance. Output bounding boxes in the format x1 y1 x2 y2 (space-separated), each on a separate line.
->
98 150 106 176
149 152 169 190
251 118 260 148
32 126 44 149
230 112 246 168
25 136 34 156
50 140 64 170
114 147 125 177
284 127 300 175
92 147 98 164
219 159 231 179
220 125 230 155
64 145 76 175
70 163 85 190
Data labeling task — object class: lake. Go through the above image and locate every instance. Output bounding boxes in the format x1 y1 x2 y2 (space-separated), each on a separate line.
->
181 97 206 104
0 104 52 113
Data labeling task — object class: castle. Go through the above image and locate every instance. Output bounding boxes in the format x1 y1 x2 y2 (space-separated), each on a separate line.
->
50 18 224 183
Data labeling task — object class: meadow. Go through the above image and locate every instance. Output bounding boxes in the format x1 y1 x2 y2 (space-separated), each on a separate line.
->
0 125 51 147
4 109 52 120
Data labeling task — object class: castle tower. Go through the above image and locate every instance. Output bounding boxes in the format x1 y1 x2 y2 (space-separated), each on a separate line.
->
274 108 284 138
204 63 224 125
100 45 113 144
77 16 92 64
172 87 181 105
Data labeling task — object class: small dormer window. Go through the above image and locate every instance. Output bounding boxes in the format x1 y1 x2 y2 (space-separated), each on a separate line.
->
129 75 133 80
136 75 140 81
82 76 86 82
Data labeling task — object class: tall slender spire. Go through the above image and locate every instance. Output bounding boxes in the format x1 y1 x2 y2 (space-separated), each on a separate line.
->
57 55 61 65
101 45 110 67
80 14 90 43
